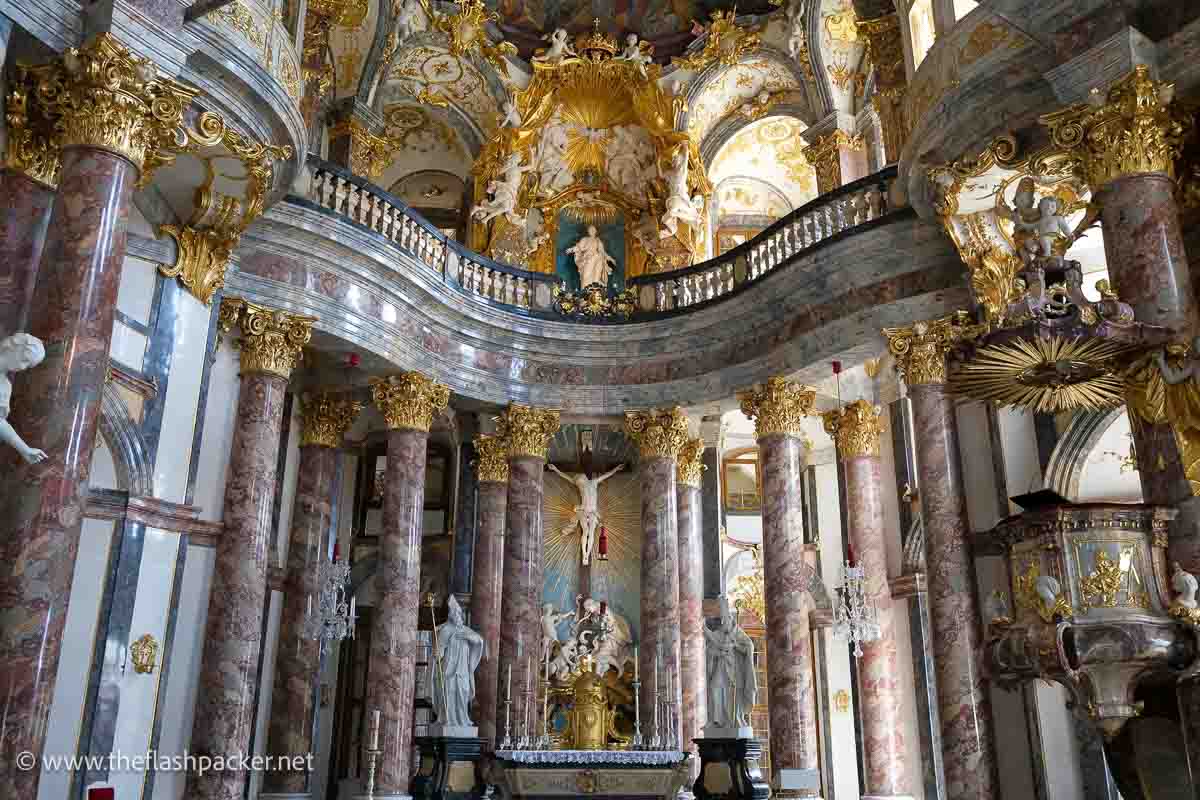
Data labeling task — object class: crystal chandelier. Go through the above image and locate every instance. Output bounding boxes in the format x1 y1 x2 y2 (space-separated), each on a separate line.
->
303 551 356 646
833 561 881 658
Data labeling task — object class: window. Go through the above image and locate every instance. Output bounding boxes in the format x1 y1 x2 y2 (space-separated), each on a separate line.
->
954 0 979 20
723 448 761 512
908 0 937 69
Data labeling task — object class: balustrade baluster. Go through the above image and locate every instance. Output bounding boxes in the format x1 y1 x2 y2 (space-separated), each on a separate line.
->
516 278 529 307
655 282 667 311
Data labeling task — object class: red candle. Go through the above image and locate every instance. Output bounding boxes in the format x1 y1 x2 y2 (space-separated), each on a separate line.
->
598 526 609 560
333 542 341 562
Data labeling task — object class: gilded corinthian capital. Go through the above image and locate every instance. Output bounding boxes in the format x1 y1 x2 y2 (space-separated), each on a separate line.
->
300 393 363 448
676 438 706 487
739 377 816 439
370 372 451 432
822 399 884 460
29 33 199 178
474 433 510 482
218 297 315 379
1041 65 1192 187
624 408 690 460
496 404 561 459
882 311 985 386
5 68 61 188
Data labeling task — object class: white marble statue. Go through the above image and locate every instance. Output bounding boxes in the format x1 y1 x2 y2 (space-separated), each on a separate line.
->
1014 196 1074 264
1174 562 1199 609
534 119 573 196
576 597 634 677
660 147 703 238
501 99 522 129
548 462 624 563
549 635 581 681
471 152 534 225
431 595 486 733
616 34 652 77
534 28 576 63
703 599 756 735
0 333 46 464
392 0 429 43
1035 574 1062 610
541 603 576 663
787 0 807 59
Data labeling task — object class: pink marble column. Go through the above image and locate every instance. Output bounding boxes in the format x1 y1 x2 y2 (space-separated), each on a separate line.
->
264 394 361 794
470 433 509 749
187 301 314 800
740 379 822 797
495 404 559 745
625 409 689 746
676 439 707 752
365 373 449 797
0 170 55 335
909 383 998 799
824 400 910 800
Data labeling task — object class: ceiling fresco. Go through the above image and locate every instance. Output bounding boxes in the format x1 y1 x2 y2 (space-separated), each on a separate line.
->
329 0 382 99
686 56 804 144
709 115 817 213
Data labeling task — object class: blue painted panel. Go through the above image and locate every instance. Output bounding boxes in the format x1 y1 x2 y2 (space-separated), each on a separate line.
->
554 214 625 292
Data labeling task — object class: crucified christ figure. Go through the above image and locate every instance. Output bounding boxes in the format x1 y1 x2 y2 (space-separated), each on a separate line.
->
547 463 625 566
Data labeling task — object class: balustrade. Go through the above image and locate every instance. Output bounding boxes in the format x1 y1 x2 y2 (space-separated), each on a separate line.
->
300 159 900 321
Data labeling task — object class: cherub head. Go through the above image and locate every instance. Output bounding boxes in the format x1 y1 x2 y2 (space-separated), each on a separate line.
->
0 333 45 374
626 33 638 46
1038 196 1059 216
1013 177 1036 210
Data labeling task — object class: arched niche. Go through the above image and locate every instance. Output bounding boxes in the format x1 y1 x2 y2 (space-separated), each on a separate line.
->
1045 408 1143 504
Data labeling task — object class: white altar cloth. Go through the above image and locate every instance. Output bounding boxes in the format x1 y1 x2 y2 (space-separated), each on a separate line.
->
495 750 685 766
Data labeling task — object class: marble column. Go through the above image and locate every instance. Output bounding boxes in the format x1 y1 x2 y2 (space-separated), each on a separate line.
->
365 373 450 798
470 433 509 749
885 318 999 800
496 405 560 745
676 438 707 751
264 393 362 796
823 400 910 800
188 300 315 799
625 408 689 746
0 37 198 798
739 378 822 797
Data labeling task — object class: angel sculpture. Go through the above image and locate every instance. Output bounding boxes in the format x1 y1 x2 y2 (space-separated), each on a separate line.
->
1015 197 1075 263
660 147 703 238
1173 562 1199 610
0 333 47 464
392 0 429 44
500 99 522 129
616 34 652 77
787 0 807 59
534 28 576 63
471 152 534 225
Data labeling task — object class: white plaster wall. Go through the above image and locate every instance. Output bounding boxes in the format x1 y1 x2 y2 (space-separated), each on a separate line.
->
92 439 119 491
117 257 159 326
249 591 284 799
153 544 215 800
153 293 214 504
109 529 183 800
110 319 148 370
192 339 240 522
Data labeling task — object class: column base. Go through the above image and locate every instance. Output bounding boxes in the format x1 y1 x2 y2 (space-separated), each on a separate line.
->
412 736 486 800
260 794 312 800
352 794 413 800
692 737 770 800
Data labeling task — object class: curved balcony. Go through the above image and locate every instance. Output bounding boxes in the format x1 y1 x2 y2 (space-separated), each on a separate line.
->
230 159 968 412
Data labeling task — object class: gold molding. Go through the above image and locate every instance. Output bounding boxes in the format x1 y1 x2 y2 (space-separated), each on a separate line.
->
4 68 61 188
738 376 816 439
329 118 392 180
882 311 986 386
474 433 510 483
300 392 363 448
496 403 561 459
130 633 158 675
624 407 690 460
802 130 865 194
30 34 199 177
158 226 237 306
218 297 315 379
1041 65 1192 188
671 10 761 72
369 372 451 432
822 399 884 460
676 438 706 487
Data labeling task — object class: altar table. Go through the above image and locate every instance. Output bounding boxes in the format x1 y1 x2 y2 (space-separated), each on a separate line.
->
491 750 689 800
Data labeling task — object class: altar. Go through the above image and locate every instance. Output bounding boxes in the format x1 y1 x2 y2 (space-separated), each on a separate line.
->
490 749 689 799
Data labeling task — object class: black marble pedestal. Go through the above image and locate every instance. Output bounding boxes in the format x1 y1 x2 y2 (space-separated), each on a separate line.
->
692 738 770 800
412 736 486 800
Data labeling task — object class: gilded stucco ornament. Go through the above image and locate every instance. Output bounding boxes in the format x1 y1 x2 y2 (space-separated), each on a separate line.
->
676 438 706 487
857 13 907 163
1041 65 1192 188
496 403 561 459
1012 557 1073 624
671 10 762 73
738 377 815 439
552 284 637 319
130 633 159 675
218 297 316 379
369 372 451 432
624 407 690 460
1127 339 1200 497
474 433 510 482
427 0 518 73
4 69 61 188
882 311 985 386
803 130 865 194
822 400 884 460
300 392 364 448
30 34 199 180
330 118 393 180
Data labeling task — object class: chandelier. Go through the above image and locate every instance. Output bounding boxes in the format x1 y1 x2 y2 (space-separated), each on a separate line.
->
833 561 880 658
303 551 356 646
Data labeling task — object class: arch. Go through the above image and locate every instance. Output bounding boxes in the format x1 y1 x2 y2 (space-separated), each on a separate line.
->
701 103 811 166
1043 407 1125 501
97 383 154 496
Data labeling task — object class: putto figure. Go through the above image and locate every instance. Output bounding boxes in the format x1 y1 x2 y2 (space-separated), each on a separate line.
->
703 598 756 734
534 28 576 63
0 333 47 464
432 595 487 731
548 462 624 565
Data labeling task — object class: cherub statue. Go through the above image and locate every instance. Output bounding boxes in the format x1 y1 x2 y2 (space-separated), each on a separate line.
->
660 147 703 238
392 0 429 44
787 0 807 59
540 603 576 664
471 152 535 225
1173 562 1199 610
534 28 576 63
616 34 652 77
0 333 47 464
1014 196 1074 263
500 99 522 129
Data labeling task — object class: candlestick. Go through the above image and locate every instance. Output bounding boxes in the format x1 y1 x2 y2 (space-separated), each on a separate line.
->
540 650 551 748
368 708 381 750
506 663 513 703
634 644 639 680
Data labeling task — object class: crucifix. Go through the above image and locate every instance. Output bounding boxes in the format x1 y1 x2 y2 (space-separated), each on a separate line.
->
547 462 624 566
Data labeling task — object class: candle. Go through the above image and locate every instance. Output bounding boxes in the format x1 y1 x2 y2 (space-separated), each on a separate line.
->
506 664 513 702
634 645 639 680
517 631 523 658
306 595 312 617
368 709 381 750
350 595 356 618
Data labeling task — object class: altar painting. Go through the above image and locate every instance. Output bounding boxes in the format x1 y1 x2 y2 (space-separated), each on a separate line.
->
555 213 626 292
